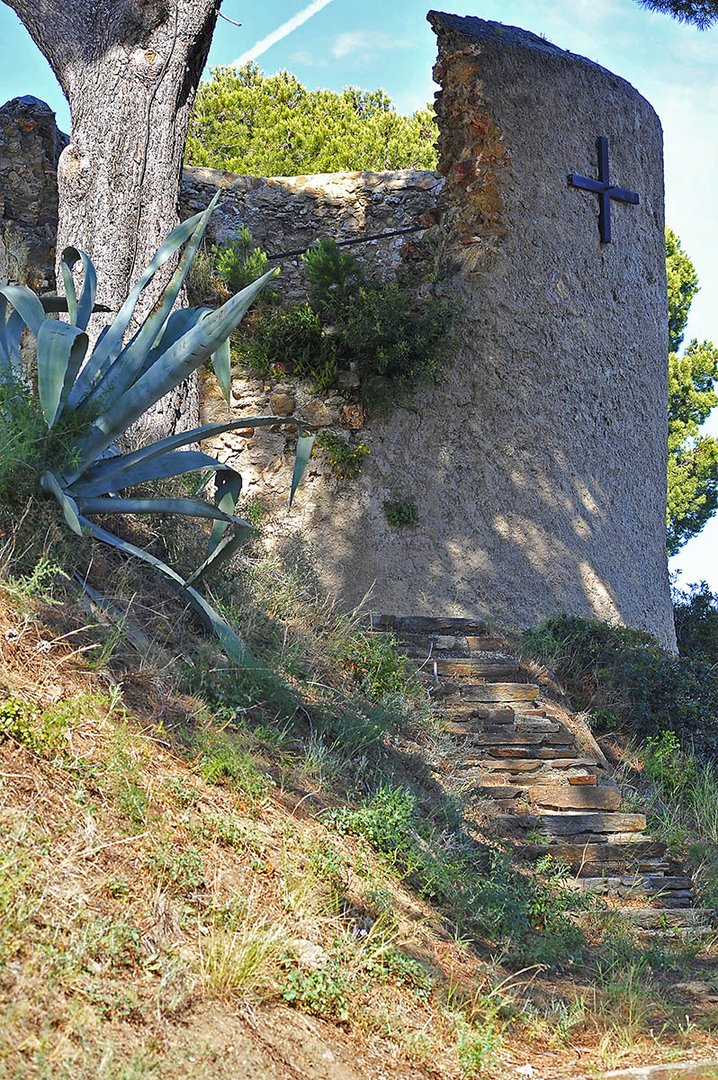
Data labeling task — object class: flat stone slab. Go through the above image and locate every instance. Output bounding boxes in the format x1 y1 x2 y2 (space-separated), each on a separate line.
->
494 811 647 835
570 875 694 896
514 840 669 865
440 683 540 704
610 907 713 929
600 1058 718 1078
529 784 621 811
419 658 526 679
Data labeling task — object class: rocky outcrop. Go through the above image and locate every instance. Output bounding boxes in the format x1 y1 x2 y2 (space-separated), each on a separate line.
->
0 95 66 291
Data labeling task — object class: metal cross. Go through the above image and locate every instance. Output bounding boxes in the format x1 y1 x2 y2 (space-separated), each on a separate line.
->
568 136 639 243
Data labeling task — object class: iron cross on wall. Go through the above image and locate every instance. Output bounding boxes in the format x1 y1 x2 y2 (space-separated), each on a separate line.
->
568 136 639 243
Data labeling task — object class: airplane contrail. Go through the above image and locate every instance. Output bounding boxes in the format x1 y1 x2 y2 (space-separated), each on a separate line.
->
232 0 336 66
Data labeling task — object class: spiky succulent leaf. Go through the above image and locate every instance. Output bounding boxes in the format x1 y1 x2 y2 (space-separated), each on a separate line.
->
36 320 88 428
67 206 213 409
39 471 83 536
290 432 316 506
71 272 278 471
59 246 97 330
211 335 232 404
78 515 247 661
82 194 220 409
67 448 226 497
73 495 247 525
208 467 243 557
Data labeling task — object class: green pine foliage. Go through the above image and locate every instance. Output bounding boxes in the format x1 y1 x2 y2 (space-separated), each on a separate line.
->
665 228 718 555
186 65 438 176
634 0 718 28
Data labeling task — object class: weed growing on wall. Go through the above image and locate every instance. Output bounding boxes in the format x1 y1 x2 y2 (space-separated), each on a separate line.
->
315 431 370 480
383 496 419 526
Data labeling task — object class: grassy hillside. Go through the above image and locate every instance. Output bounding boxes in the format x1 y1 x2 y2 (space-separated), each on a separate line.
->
1 513 718 1078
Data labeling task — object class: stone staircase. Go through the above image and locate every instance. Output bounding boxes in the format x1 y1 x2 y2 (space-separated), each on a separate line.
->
378 616 714 937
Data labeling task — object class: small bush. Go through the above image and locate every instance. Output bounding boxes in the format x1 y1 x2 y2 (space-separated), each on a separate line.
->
282 961 350 1021
213 227 270 292
673 581 718 663
0 698 68 756
384 496 418 527
316 431 370 480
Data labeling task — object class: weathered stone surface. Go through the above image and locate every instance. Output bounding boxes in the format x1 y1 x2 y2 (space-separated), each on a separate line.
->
0 96 64 291
181 166 443 305
529 784 621 810
495 811 647 835
600 1059 718 1079
441 681 539 703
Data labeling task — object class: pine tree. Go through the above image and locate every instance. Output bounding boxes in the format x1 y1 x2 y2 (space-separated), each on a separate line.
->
665 229 718 554
186 65 438 176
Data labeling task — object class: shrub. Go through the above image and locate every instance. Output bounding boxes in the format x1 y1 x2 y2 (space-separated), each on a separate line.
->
673 581 718 663
520 612 718 752
213 227 270 293
384 496 418 527
316 431 370 480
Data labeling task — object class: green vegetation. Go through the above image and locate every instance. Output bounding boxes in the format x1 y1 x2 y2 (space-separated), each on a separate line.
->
187 64 438 176
384 496 419 526
0 197 314 661
665 228 718 554
634 0 718 29
315 430 370 480
628 730 718 909
212 226 270 293
520 586 718 751
230 236 452 414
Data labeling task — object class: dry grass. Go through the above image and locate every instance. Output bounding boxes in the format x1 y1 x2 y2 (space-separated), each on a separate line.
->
1 562 718 1079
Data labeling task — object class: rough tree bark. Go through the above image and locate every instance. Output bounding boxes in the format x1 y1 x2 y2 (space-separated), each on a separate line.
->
2 0 221 441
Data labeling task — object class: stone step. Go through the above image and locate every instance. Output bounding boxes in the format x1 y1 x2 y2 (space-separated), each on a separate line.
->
611 907 713 930
416 658 528 680
438 682 540 703
376 616 491 636
528 784 621 811
441 724 572 748
482 746 579 759
470 757 599 774
569 875 695 897
512 839 670 868
442 704 517 725
494 811 647 837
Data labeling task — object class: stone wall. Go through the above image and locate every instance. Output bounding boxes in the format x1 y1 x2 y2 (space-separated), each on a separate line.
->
0 95 65 292
0 14 676 650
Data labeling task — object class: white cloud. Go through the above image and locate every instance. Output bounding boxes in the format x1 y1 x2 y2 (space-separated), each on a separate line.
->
331 30 411 60
232 0 335 67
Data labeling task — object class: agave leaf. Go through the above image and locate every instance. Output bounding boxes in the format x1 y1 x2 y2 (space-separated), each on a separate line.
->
59 247 97 330
207 466 242 557
72 272 278 470
0 298 25 381
186 526 253 588
74 495 248 525
78 515 247 661
0 284 46 338
82 194 220 409
39 471 83 535
290 432 316 506
134 306 209 382
68 206 213 409
36 320 88 428
67 448 225 497
210 335 232 405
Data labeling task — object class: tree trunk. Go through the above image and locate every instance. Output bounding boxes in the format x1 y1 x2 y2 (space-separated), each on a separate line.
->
3 0 220 442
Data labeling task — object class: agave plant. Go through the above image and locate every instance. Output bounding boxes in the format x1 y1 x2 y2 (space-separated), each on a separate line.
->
0 194 315 661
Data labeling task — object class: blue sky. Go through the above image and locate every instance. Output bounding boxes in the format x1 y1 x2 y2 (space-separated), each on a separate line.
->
0 0 716 588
